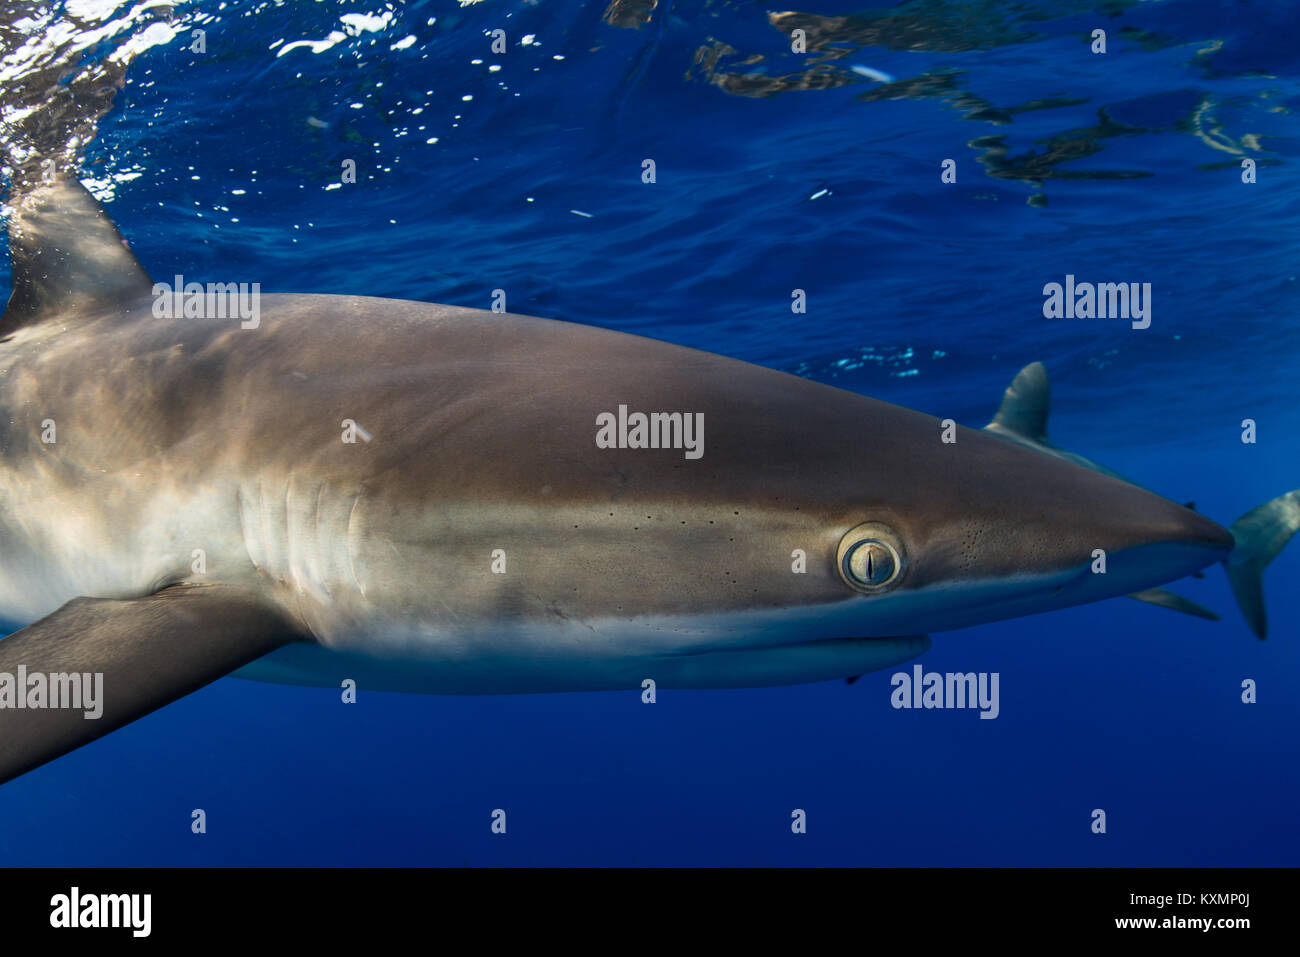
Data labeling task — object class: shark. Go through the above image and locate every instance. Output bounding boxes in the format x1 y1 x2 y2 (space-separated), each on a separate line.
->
0 176 1295 785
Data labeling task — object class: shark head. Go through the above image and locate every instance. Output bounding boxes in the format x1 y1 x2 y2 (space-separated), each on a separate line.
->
603 379 1231 649
283 318 1235 678
782 413 1236 638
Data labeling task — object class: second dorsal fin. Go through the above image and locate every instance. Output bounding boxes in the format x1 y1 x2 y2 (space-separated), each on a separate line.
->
1 175 154 336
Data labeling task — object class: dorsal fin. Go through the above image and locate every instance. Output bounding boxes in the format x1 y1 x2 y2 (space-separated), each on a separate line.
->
987 361 1050 444
1 175 153 336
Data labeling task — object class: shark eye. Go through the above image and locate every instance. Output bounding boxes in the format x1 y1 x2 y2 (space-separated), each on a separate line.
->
837 523 905 593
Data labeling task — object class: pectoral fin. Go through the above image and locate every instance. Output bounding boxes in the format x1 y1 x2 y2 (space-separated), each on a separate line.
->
0 585 306 785
1127 587 1220 621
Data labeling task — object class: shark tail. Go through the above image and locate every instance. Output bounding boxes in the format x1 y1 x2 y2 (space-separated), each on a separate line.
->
1225 490 1300 639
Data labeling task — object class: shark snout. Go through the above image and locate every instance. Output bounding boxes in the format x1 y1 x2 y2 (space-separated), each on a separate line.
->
993 462 1235 605
1078 469 1232 551
845 476 1233 635
863 430 1237 632
1144 500 1234 552
1077 492 1233 590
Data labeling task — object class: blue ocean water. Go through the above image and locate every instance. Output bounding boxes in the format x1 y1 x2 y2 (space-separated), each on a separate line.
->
0 0 1297 865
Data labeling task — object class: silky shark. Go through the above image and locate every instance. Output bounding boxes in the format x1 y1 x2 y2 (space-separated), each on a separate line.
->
0 177 1295 785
